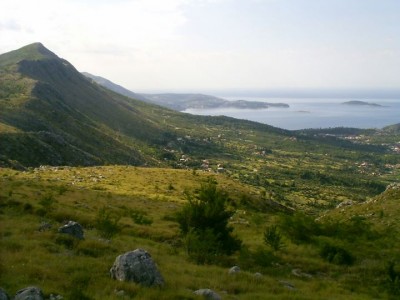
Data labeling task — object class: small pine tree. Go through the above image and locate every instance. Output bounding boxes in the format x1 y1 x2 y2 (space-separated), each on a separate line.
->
264 225 285 251
177 179 241 263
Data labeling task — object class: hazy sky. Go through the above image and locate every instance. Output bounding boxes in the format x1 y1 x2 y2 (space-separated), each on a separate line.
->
1 0 399 92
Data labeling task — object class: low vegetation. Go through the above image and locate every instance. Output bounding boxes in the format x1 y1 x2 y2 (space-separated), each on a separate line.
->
1 166 399 299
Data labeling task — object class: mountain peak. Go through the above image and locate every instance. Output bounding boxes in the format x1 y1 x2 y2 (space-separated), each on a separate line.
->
0 42 59 67
25 42 58 57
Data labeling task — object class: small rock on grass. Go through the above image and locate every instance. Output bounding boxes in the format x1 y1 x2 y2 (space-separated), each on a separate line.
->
279 280 296 291
193 289 221 300
58 221 84 239
228 265 240 275
0 288 9 300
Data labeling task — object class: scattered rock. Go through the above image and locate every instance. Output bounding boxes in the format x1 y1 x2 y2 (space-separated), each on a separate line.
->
58 221 84 239
386 183 400 191
193 289 221 300
336 200 354 209
49 294 63 300
114 290 125 297
0 288 9 300
110 249 164 286
14 286 44 300
253 272 263 279
279 280 296 291
228 265 241 275
38 222 52 232
291 268 312 279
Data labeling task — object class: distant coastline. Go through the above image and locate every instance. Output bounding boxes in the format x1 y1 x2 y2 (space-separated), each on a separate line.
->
184 97 399 130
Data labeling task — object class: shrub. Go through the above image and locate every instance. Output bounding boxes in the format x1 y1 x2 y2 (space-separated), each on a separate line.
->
279 212 321 243
55 234 79 249
57 185 68 195
39 194 55 209
76 240 114 257
320 215 376 242
176 179 241 264
67 273 92 300
319 242 354 265
95 207 121 239
35 208 47 217
386 261 400 296
23 202 34 213
130 209 153 226
264 225 285 251
238 246 276 270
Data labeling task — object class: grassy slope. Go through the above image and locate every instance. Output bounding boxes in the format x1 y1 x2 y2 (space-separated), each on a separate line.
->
1 166 399 299
1 44 399 212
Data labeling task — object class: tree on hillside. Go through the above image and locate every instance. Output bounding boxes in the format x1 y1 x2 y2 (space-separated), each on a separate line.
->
177 178 241 264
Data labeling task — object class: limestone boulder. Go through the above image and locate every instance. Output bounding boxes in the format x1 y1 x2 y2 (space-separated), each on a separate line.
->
14 287 44 300
58 221 84 239
110 249 164 287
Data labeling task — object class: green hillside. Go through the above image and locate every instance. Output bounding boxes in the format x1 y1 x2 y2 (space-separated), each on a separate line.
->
0 43 400 299
0 43 213 167
1 43 399 207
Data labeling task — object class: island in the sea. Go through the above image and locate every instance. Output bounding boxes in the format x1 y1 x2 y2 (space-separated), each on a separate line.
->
342 100 383 107
220 100 289 109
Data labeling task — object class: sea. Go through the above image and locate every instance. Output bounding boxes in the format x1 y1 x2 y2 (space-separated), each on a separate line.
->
183 97 400 130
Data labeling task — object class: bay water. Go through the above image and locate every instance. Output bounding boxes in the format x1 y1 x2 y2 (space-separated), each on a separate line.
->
184 97 400 130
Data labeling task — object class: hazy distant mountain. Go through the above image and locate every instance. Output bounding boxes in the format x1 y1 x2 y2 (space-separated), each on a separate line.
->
82 72 150 102
81 73 289 111
140 93 289 111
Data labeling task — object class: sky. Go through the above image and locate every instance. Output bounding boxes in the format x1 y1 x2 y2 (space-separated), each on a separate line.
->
1 0 399 93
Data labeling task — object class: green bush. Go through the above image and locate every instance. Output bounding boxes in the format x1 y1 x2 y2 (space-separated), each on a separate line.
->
95 207 121 239
55 234 79 249
39 194 55 209
319 242 354 265
320 215 376 242
279 212 321 243
386 261 400 296
23 202 34 213
176 179 241 264
130 209 153 226
238 246 276 270
57 185 68 195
